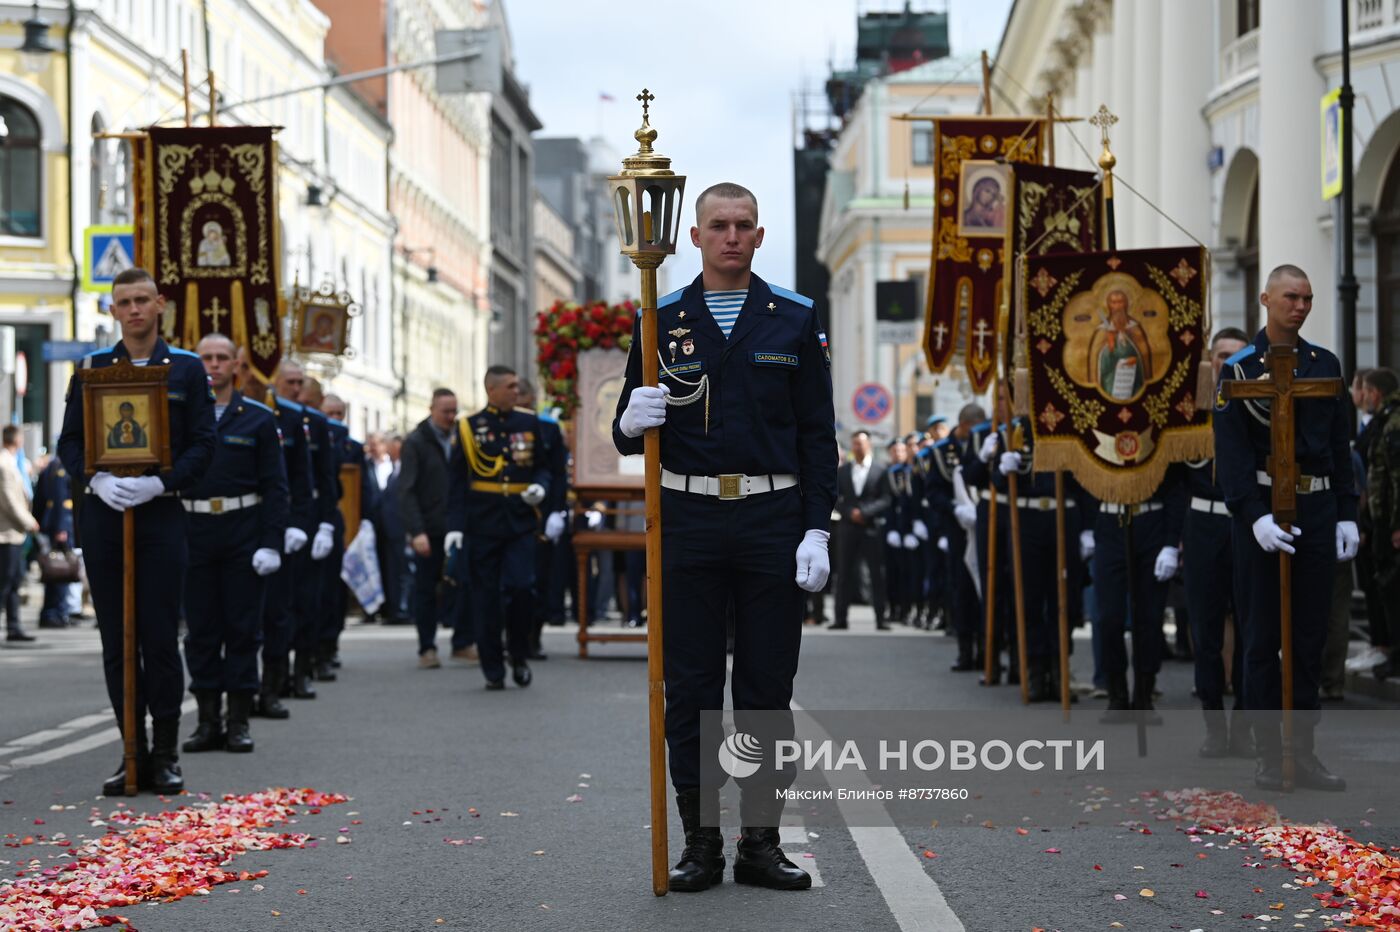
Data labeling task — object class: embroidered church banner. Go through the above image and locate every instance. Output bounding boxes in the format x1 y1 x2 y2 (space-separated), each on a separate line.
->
922 117 1044 394
140 126 281 382
1022 246 1212 503
1004 163 1102 414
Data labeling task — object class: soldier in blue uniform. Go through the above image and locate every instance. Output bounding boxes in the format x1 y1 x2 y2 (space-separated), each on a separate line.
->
516 378 568 660
239 351 314 719
272 361 338 699
446 365 550 689
926 405 985 669
882 438 920 624
57 267 216 795
320 392 376 670
612 182 836 892
1214 264 1357 791
1185 327 1253 758
963 413 1018 683
180 334 289 755
32 454 76 628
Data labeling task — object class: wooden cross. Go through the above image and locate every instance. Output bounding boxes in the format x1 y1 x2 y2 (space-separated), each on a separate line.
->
1221 344 1344 524
202 296 228 333
932 320 949 351
972 318 993 357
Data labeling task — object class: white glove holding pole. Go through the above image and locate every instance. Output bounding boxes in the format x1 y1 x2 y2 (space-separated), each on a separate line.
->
522 483 546 507
954 502 977 531
978 434 999 463
545 511 567 542
585 510 604 530
89 472 128 511
116 475 165 508
619 384 671 438
795 529 831 592
311 522 335 560
444 531 464 556
903 533 919 550
1336 520 1360 561
937 536 949 553
1153 545 1179 582
912 519 929 540
885 529 901 548
284 527 308 554
1079 529 1096 562
251 548 282 576
998 451 1022 476
1252 514 1298 555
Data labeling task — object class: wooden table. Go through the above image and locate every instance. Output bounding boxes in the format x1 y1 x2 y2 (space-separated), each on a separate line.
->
573 527 647 657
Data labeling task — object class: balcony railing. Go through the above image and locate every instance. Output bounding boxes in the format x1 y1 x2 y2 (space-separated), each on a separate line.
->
1220 28 1259 87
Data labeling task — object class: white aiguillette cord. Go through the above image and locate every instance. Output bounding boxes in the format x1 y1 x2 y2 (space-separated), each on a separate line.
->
657 350 710 432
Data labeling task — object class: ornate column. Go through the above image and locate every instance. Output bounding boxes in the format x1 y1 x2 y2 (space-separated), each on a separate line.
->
1108 0 1136 244
1129 0 1161 248
1157 0 1213 247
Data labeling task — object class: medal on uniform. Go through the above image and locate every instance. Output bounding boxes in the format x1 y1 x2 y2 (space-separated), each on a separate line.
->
682 339 695 356
767 302 776 312
668 340 678 364
668 327 690 339
678 310 686 319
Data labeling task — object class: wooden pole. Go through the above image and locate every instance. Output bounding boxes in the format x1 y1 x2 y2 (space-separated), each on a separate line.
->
122 510 137 796
982 389 1000 685
981 50 993 116
1054 473 1072 714
1046 93 1056 166
208 70 218 126
636 242 668 896
1003 390 1029 704
1279 542 1295 790
182 50 193 127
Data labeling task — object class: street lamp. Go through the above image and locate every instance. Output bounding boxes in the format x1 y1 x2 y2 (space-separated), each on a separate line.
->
19 2 56 73
608 87 685 899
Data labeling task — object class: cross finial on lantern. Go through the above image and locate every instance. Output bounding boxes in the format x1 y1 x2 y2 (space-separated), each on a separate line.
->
637 88 655 122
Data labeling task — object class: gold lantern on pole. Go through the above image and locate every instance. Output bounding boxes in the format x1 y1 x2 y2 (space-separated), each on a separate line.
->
608 88 686 897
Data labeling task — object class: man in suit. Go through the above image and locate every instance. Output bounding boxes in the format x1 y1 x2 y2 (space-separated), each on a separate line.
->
833 430 892 630
0 426 39 642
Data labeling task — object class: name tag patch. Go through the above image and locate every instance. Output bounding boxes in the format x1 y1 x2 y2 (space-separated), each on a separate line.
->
752 352 798 368
223 435 256 447
663 360 705 377
168 390 186 401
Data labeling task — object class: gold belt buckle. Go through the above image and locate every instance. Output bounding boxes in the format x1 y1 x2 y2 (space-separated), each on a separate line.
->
1037 497 1050 510
210 499 223 514
717 474 745 500
1297 474 1315 493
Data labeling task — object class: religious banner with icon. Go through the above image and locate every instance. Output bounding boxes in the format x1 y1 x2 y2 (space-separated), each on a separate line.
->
1004 163 1102 414
922 117 1044 394
140 126 281 381
78 360 173 477
1021 246 1212 503
290 280 356 357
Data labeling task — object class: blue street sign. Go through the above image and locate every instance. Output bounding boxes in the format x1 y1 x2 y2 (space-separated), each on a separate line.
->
43 340 99 362
83 226 135 292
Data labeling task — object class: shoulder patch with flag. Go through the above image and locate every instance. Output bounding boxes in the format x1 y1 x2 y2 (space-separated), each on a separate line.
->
818 331 830 367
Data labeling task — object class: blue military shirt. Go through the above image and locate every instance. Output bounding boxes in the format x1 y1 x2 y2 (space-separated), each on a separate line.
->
1213 330 1358 525
264 393 316 534
57 338 216 493
610 273 838 531
185 390 290 552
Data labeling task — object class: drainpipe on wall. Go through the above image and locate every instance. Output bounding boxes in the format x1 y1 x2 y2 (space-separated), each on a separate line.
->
65 0 80 348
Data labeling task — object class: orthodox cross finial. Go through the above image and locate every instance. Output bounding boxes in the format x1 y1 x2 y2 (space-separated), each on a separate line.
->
637 88 655 122
1089 104 1118 175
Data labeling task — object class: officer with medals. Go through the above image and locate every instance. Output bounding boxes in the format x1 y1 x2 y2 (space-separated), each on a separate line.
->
1183 327 1252 758
57 267 217 795
446 365 550 689
180 334 289 755
612 182 837 893
239 351 315 720
927 405 986 670
272 361 339 700
1214 264 1357 791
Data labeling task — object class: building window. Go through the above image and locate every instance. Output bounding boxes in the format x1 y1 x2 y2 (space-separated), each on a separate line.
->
912 125 933 166
1238 182 1259 335
0 96 43 238
1237 0 1259 35
1375 156 1400 368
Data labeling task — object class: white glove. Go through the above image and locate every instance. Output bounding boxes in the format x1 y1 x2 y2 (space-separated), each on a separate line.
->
954 502 977 530
251 548 282 576
522 483 546 507
545 511 566 542
998 451 1023 476
903 533 919 550
795 528 831 592
284 527 308 554
1252 514 1298 555
618 384 671 438
311 522 335 560
937 536 949 553
1336 520 1360 561
1153 545 1179 582
912 519 929 541
885 529 902 548
444 530 464 555
585 510 603 530
116 475 165 508
88 472 127 512
978 434 999 463
1079 529 1095 562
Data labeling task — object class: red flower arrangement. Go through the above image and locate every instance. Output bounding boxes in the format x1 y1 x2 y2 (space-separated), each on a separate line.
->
534 299 637 417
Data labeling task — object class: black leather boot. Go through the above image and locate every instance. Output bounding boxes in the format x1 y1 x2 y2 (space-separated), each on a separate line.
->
150 718 184 794
1026 659 1052 703
1199 706 1229 758
1293 723 1346 791
1099 672 1132 723
224 692 255 753
313 645 337 682
1132 673 1164 725
254 657 291 719
669 789 724 892
102 719 150 796
1253 719 1284 791
292 651 317 699
1227 708 1254 758
182 690 225 752
734 827 812 890
511 660 532 688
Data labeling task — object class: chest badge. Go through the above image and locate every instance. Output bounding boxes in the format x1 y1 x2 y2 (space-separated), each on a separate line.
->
767 302 776 312
682 339 695 356
668 327 690 339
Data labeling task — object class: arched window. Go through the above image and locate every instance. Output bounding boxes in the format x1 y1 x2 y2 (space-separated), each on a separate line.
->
90 113 106 225
1238 182 1259 336
0 96 42 237
1374 154 1400 368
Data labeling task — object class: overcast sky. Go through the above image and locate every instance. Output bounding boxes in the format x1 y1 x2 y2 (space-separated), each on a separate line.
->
510 0 1014 296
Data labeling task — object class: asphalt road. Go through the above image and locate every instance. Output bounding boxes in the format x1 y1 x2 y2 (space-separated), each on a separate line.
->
2 607 1396 932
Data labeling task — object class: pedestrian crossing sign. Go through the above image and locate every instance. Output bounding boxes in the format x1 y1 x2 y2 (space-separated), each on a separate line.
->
82 225 136 293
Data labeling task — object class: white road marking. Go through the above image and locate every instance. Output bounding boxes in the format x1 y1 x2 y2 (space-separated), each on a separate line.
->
791 700 964 932
1 699 196 771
